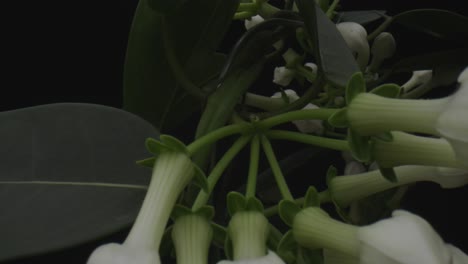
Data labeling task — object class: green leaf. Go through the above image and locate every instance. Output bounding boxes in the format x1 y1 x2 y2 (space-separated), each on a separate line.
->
277 230 298 263
336 10 387 25
123 0 239 132
348 129 372 162
224 235 234 260
327 108 348 128
195 205 215 220
303 186 320 208
145 138 171 155
278 200 301 227
136 157 157 168
160 134 188 154
370 84 401 98
392 48 468 73
379 166 398 183
296 0 360 88
345 72 366 105
0 103 159 262
171 204 193 220
246 197 264 212
192 165 209 193
227 192 247 216
393 9 468 40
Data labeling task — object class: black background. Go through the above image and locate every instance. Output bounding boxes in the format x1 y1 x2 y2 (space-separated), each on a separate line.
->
1 0 467 263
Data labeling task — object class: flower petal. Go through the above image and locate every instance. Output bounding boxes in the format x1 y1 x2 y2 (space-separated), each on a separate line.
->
358 210 451 264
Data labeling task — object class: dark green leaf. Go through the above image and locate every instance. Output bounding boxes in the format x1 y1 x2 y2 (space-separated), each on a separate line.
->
296 0 360 88
345 72 366 105
123 0 239 132
379 166 398 183
370 84 401 98
224 235 233 260
227 192 247 216
303 186 320 208
327 108 348 128
392 48 468 73
278 200 301 227
0 103 159 261
347 129 372 162
171 204 193 220
393 9 468 40
246 197 264 212
336 10 387 25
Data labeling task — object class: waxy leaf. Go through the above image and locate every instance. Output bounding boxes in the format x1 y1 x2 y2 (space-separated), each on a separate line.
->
370 83 401 98
393 9 468 40
296 0 360 88
379 166 398 183
277 230 297 263
123 0 239 132
303 186 320 208
227 191 247 216
327 108 348 128
0 103 159 261
336 10 387 25
348 129 372 162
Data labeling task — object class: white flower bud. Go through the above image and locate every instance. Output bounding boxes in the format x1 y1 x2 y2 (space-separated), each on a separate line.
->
402 70 433 93
367 32 396 72
87 243 160 264
244 15 265 30
273 67 295 86
336 22 370 71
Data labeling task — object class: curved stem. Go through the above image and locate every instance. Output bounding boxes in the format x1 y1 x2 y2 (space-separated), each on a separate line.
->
266 130 349 151
192 135 253 210
260 135 294 201
186 123 252 156
258 108 338 129
246 134 261 198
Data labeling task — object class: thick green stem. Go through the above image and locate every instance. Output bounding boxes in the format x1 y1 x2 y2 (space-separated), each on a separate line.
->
258 108 339 129
260 135 294 201
347 93 448 136
246 135 261 198
186 123 252 156
266 130 349 151
192 135 253 210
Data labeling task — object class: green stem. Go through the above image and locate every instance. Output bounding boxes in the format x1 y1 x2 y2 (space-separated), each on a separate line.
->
192 135 253 210
295 64 317 83
266 130 349 151
186 123 252 156
258 108 339 129
260 135 294 201
246 135 261 198
367 15 393 41
326 0 340 19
